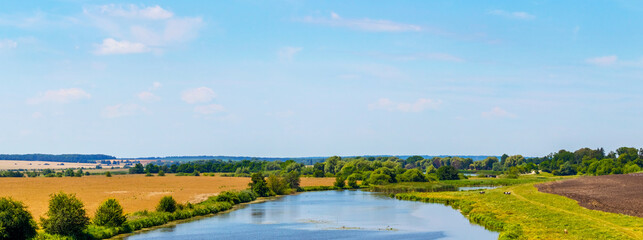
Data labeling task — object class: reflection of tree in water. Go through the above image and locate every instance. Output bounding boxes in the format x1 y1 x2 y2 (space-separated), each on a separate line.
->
251 207 265 224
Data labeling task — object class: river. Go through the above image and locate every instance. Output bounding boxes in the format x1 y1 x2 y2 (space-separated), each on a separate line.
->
125 190 498 240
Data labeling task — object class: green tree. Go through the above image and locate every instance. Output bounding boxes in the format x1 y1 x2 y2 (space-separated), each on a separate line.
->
324 156 341 174
347 174 359 188
105 171 112 177
266 174 288 195
156 196 177 213
93 198 126 227
40 192 90 237
158 170 165 176
249 172 270 197
396 169 427 182
436 166 459 180
283 171 300 189
334 175 346 188
0 197 37 240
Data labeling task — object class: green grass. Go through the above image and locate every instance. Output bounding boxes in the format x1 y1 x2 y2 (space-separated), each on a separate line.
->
396 182 643 239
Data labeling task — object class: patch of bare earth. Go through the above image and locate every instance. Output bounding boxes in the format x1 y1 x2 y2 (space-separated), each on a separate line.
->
536 173 643 217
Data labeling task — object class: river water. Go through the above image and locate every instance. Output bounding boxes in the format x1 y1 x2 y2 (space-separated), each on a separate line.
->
126 190 498 240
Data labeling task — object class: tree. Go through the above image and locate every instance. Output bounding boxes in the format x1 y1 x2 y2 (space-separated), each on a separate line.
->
500 154 509 165
283 171 300 189
396 169 427 182
94 198 126 227
129 163 144 174
347 174 359 188
436 166 459 180
156 196 177 213
324 156 341 174
158 170 165 176
249 172 270 197
266 174 288 195
41 192 90 237
105 171 112 177
0 197 37 240
334 176 345 188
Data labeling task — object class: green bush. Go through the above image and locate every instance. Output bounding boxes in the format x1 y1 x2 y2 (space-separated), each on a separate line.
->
158 170 165 176
283 171 301 189
93 198 126 227
396 169 428 182
215 191 241 204
0 197 37 240
105 171 112 177
40 192 90 237
156 196 177 213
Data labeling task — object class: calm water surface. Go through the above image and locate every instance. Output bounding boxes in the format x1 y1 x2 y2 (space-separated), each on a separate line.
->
126 190 498 240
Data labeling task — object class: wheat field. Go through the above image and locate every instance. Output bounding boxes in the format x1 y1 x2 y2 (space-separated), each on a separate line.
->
0 174 335 219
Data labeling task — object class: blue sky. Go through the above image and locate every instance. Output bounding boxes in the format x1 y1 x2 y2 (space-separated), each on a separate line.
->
1 1 642 157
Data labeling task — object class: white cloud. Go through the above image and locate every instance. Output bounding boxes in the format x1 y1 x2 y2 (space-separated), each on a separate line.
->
152 82 162 89
94 38 149 55
0 39 18 49
194 104 225 115
278 46 303 61
302 12 422 32
488 10 535 20
27 88 91 104
586 55 617 66
102 104 146 118
482 107 517 119
85 4 203 53
369 98 441 112
97 4 173 20
181 87 216 104
138 91 160 102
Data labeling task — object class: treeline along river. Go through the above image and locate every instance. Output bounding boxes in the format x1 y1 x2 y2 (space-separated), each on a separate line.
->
125 190 498 240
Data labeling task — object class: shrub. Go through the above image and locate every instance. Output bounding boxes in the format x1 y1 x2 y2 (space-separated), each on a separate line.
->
334 176 346 188
40 192 90 237
436 166 459 180
156 196 177 213
237 190 258 203
0 197 37 240
94 198 126 227
105 171 112 177
158 170 165 176
215 191 241 204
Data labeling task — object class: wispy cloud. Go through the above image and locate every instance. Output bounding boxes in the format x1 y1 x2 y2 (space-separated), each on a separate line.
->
94 38 149 55
585 55 617 66
85 4 203 54
102 104 146 118
27 88 91 104
278 46 303 61
0 39 18 49
302 12 422 32
367 52 464 63
488 10 535 20
181 87 216 104
481 107 516 119
137 82 162 102
369 98 442 112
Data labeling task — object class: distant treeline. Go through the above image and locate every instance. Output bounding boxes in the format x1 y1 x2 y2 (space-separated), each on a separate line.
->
0 154 115 163
126 155 494 165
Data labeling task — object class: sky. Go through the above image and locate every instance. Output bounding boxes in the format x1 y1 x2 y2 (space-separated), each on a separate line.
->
1 0 642 158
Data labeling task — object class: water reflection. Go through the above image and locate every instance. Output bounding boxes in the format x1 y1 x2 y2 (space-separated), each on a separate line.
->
126 190 498 240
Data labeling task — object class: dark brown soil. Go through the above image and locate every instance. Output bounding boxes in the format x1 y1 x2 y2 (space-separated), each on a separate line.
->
536 173 643 218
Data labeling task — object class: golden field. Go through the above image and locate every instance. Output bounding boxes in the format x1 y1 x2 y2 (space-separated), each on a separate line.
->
0 174 335 219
